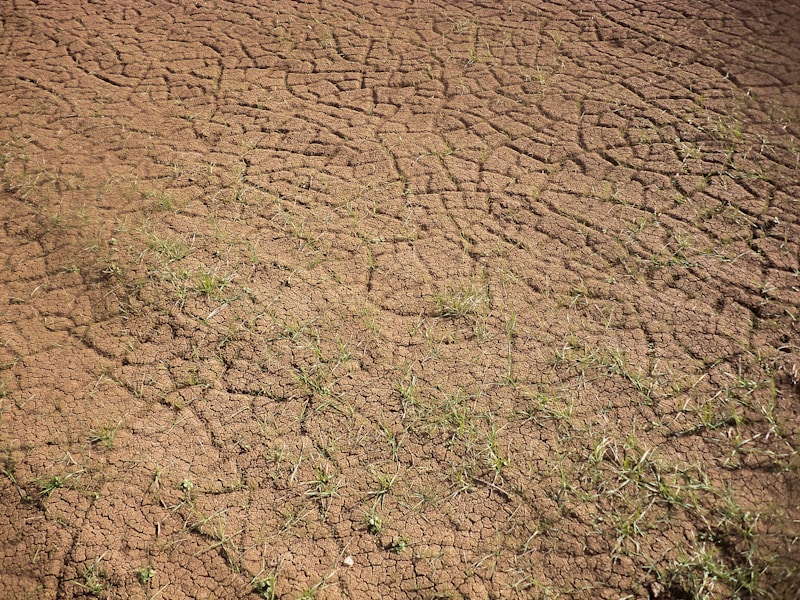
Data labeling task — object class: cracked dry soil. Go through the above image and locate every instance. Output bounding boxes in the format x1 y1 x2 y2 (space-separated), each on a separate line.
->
1 1 800 599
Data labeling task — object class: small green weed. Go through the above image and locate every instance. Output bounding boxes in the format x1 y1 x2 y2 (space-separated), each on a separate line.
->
367 471 397 502
299 578 328 599
78 555 107 597
251 573 276 599
89 419 122 449
156 192 177 211
305 466 339 513
137 565 155 585
395 371 418 416
364 507 382 534
40 475 64 497
196 271 230 298
390 536 408 554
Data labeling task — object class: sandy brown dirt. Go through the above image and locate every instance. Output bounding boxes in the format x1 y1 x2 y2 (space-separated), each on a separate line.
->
1 1 799 598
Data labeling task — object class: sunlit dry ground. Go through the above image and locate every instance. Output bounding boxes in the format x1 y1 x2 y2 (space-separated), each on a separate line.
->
1 1 799 598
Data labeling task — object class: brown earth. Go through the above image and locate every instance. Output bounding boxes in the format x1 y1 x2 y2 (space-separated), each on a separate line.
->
1 1 799 598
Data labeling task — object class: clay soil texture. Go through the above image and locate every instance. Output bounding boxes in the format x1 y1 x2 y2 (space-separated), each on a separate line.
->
1 1 800 599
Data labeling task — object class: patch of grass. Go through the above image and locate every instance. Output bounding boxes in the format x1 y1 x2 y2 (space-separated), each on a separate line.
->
485 422 510 475
295 365 332 398
196 271 231 298
440 387 479 443
39 474 65 497
147 233 188 263
0 450 17 486
89 418 123 449
394 370 418 417
521 388 574 422
194 516 243 571
652 541 759 600
433 283 489 319
589 180 626 205
156 192 177 211
78 555 108 597
180 477 195 506
37 469 84 499
305 465 339 514
367 470 397 502
380 424 403 461
298 578 328 600
278 505 310 534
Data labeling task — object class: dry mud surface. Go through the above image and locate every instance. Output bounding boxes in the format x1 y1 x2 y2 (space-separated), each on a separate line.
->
1 1 800 598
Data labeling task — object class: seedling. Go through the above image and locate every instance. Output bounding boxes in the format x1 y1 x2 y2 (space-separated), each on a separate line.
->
180 477 194 504
365 508 383 535
78 555 108 597
367 471 397 502
390 536 408 554
39 475 65 497
196 271 230 298
295 366 331 398
251 574 276 600
89 419 122 449
395 372 418 416
305 466 339 513
137 565 155 585
298 578 328 600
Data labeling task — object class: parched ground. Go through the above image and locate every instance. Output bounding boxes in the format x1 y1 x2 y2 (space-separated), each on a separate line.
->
1 1 799 598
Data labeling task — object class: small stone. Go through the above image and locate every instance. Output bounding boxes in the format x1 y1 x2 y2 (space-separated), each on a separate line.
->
343 556 354 567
